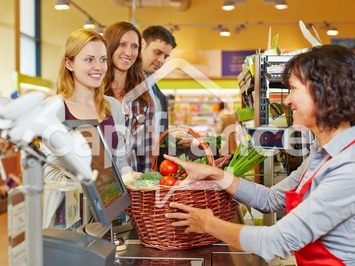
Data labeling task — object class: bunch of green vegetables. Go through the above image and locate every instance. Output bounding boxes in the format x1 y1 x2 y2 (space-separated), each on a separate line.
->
125 171 162 187
227 143 267 178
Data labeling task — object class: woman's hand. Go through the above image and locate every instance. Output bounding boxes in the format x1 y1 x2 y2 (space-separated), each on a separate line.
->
166 201 244 250
163 154 221 182
165 202 215 234
163 154 237 192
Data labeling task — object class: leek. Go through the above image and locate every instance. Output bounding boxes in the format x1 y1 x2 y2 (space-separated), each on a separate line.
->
227 143 267 178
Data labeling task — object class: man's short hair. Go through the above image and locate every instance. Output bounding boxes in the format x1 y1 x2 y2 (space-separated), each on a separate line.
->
142 25 177 48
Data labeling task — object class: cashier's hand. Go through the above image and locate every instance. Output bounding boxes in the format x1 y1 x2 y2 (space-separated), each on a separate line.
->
166 202 215 234
163 154 221 183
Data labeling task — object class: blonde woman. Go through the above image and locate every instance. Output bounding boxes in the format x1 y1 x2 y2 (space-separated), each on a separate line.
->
43 29 138 228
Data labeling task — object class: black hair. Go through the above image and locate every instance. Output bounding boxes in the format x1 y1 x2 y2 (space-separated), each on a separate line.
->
282 44 355 129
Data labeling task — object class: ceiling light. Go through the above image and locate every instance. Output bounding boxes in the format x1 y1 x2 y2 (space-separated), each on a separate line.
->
275 0 288 9
54 0 70 10
55 0 106 30
326 28 339 36
83 18 95 29
323 21 339 36
222 0 246 11
213 24 231 37
264 0 288 9
222 0 235 11
219 27 231 37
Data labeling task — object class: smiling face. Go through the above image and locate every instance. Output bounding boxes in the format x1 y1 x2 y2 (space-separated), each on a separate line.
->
141 39 173 75
284 72 317 131
65 40 107 90
112 30 139 73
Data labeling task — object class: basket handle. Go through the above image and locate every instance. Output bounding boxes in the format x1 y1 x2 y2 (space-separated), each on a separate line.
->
151 125 215 171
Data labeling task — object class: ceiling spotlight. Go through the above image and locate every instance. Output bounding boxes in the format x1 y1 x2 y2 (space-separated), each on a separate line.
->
222 0 235 11
323 21 339 36
275 0 288 10
264 0 288 10
326 27 339 36
219 27 231 37
83 18 95 29
214 25 231 37
54 0 70 10
222 0 246 11
54 0 106 31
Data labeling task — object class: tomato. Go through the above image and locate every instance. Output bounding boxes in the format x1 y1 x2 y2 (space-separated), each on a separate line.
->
159 160 178 176
159 175 177 186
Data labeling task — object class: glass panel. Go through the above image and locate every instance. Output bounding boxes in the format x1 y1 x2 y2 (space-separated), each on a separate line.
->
20 35 36 76
20 0 35 36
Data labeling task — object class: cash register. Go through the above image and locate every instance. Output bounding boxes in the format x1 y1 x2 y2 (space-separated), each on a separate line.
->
43 120 131 266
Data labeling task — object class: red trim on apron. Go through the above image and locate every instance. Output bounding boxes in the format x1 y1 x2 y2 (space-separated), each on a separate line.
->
285 140 355 266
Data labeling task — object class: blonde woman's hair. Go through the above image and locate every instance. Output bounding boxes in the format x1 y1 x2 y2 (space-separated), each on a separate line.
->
56 28 111 120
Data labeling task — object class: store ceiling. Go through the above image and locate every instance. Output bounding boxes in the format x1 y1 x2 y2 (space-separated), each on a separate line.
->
42 0 355 50
110 0 190 10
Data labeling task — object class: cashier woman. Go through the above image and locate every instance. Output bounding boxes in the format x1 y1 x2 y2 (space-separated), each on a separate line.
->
165 45 355 265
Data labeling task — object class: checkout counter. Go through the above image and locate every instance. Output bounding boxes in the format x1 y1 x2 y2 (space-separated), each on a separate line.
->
41 222 267 266
41 221 293 266
114 227 269 266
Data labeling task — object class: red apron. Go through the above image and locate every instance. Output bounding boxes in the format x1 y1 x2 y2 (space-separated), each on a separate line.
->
285 140 355 266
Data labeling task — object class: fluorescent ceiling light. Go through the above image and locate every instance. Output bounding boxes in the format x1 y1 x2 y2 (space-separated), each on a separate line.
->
323 21 339 36
219 28 231 37
222 0 235 11
83 18 95 29
54 0 69 10
327 28 339 36
275 0 288 9
275 4 287 9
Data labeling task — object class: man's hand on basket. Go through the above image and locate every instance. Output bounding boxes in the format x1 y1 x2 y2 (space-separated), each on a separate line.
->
166 202 215 234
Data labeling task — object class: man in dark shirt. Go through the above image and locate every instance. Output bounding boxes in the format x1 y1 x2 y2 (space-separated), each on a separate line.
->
141 26 177 135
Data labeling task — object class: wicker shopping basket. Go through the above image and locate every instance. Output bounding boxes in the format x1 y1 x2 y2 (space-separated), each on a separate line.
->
126 126 237 250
